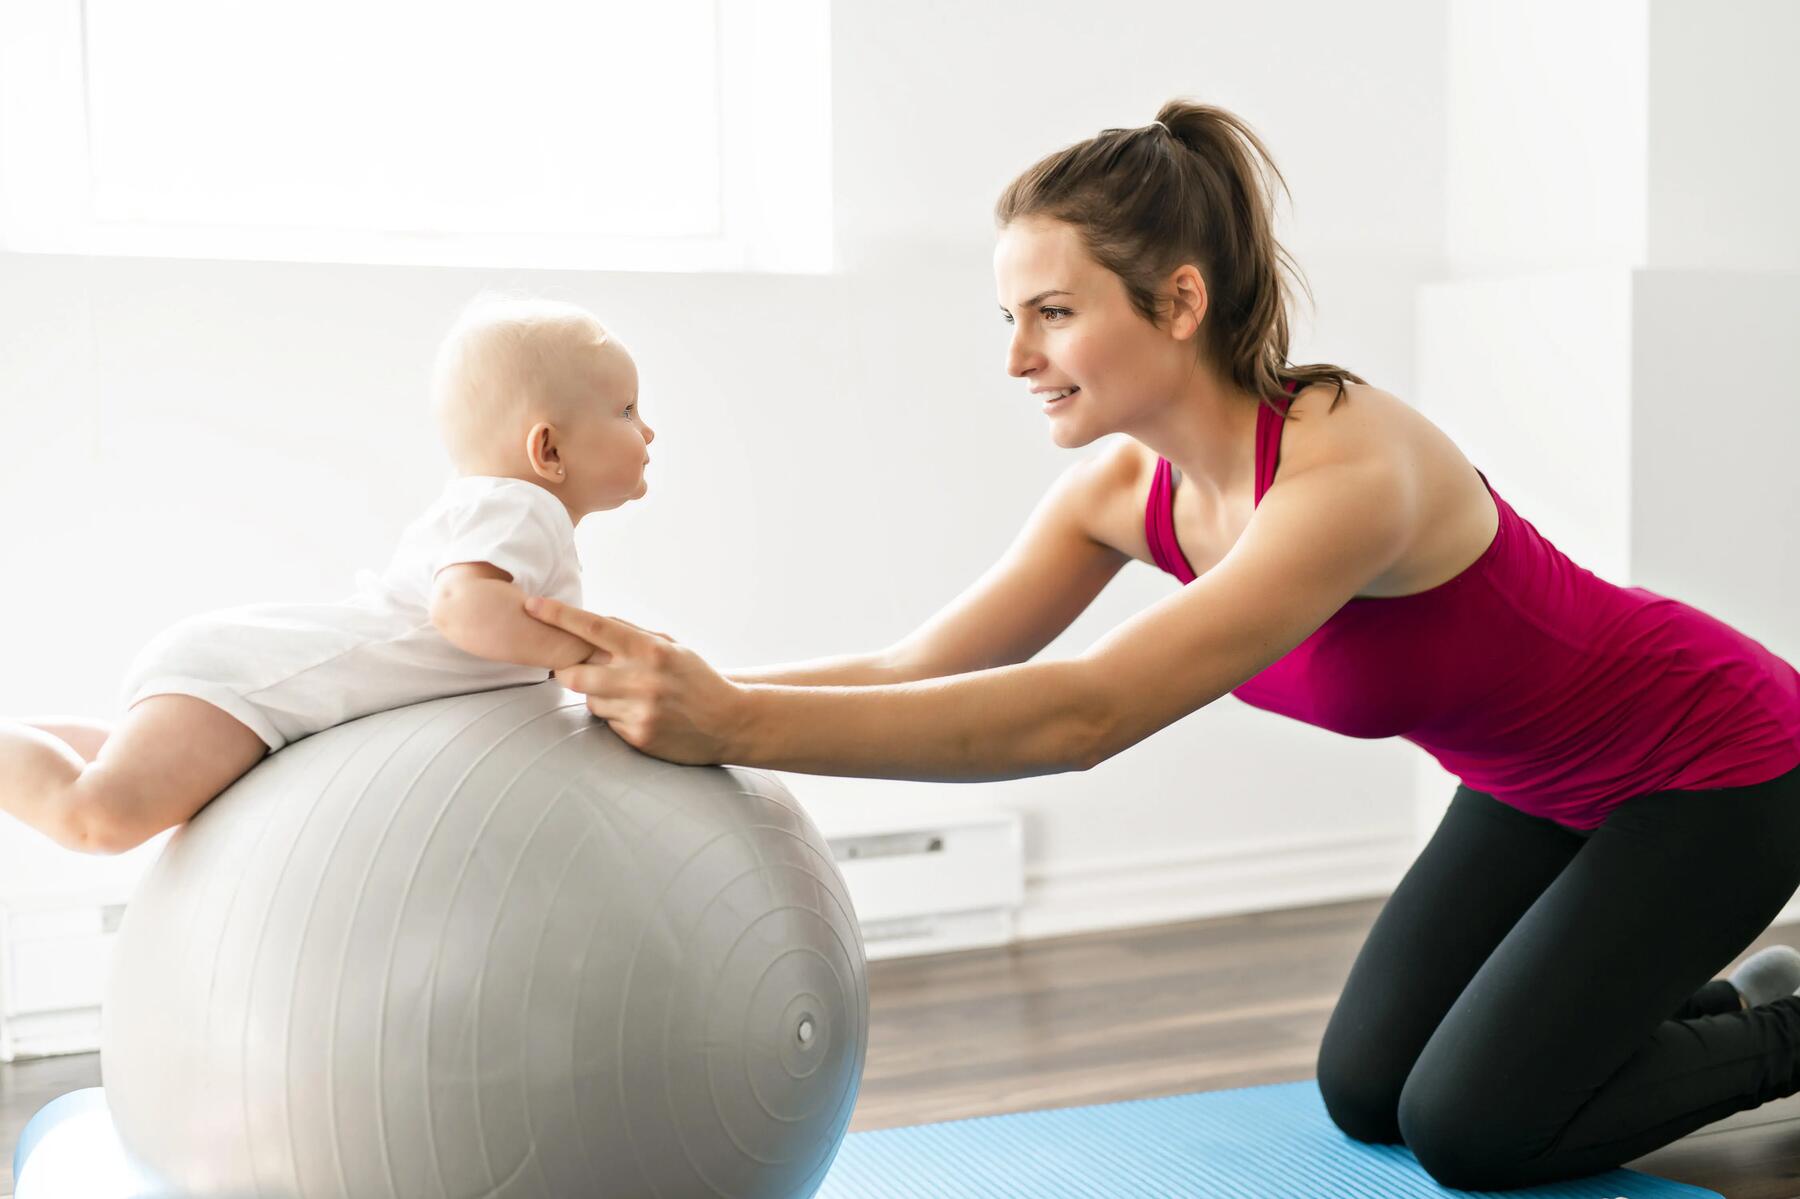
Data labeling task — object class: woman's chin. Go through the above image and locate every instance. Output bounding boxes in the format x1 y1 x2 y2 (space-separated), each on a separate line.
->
1048 419 1104 449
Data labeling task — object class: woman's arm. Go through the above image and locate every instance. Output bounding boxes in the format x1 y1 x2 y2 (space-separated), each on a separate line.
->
1078 456 1417 760
526 596 1107 779
735 456 1415 775
525 452 1418 779
723 653 923 687
731 661 1106 779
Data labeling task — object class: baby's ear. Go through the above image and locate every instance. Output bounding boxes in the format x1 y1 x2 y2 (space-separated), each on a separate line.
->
524 421 564 480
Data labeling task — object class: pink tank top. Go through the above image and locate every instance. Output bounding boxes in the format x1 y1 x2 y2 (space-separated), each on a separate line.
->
1145 385 1800 829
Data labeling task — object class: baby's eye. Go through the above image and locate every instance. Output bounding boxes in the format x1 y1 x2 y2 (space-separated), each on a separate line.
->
624 404 635 418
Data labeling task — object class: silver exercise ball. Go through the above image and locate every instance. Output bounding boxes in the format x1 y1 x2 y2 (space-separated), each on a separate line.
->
101 682 868 1198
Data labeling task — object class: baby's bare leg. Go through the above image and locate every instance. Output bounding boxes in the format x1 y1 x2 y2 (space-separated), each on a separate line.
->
0 722 88 836
19 716 112 763
1 696 267 854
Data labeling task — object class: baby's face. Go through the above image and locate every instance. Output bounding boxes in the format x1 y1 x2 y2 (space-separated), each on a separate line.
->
559 343 654 514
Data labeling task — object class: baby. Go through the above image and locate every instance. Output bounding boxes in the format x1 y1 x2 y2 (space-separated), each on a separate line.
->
0 296 654 854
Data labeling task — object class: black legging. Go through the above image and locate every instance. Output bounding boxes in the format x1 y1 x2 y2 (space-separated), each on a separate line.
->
1316 760 1800 1191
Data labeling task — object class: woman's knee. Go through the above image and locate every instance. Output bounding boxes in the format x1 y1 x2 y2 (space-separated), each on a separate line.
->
1315 1029 1408 1145
1397 1070 1540 1192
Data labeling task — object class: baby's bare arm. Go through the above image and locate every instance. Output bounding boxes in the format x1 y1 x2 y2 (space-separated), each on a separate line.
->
432 568 595 671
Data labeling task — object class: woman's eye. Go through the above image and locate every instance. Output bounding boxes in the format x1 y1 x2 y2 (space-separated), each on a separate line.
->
1001 308 1069 326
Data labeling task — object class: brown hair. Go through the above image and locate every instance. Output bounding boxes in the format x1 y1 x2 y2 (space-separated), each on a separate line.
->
995 99 1365 419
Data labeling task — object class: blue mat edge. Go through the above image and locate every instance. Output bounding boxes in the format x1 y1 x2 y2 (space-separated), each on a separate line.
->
822 1079 1725 1199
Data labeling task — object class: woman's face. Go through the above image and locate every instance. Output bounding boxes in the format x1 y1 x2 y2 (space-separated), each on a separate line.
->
994 216 1195 448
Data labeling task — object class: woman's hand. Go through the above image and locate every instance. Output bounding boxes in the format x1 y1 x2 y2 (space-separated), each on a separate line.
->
523 596 749 765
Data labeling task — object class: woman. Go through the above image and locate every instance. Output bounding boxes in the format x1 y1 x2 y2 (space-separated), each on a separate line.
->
524 101 1800 1191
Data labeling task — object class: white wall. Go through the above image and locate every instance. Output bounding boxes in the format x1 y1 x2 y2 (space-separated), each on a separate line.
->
0 1 1452 934
1632 271 1800 667
1443 0 1648 275
1416 0 1800 876
1646 0 1800 271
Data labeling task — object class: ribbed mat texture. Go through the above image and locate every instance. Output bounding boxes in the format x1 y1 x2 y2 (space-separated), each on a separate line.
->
13 1081 1724 1197
816 1080 1722 1198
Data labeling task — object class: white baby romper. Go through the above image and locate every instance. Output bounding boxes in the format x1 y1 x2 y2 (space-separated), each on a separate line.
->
118 476 585 752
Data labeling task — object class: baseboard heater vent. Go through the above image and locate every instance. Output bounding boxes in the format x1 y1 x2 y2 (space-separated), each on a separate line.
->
825 807 1024 960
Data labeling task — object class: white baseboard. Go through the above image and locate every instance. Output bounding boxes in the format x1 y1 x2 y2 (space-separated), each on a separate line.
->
0 1005 103 1062
1017 830 1416 942
861 909 1017 961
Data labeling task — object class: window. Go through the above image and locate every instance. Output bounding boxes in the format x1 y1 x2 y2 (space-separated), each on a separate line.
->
0 0 830 272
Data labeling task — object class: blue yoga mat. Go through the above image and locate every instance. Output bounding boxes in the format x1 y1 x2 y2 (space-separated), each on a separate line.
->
815 1080 1723 1199
14 1081 1722 1198
12 1089 164 1198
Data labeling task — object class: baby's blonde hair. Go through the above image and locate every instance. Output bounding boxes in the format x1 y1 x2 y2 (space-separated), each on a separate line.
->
431 294 623 474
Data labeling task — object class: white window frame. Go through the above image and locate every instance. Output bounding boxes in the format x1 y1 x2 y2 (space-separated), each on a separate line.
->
0 0 831 273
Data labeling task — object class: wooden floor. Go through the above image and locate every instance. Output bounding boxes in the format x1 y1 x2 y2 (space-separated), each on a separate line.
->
3 897 1798 1197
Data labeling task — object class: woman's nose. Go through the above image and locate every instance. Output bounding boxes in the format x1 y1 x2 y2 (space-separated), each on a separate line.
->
1007 332 1041 378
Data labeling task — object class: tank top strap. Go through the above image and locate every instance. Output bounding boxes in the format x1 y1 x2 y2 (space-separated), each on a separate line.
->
1148 378 1301 576
1145 456 1196 583
1253 380 1301 508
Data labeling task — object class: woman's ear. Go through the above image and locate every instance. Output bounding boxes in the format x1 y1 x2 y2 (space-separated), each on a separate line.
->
1166 264 1209 342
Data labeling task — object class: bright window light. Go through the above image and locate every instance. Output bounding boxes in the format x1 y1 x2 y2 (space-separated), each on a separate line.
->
0 0 831 272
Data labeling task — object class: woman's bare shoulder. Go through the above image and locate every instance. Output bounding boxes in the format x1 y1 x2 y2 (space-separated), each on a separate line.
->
1074 436 1161 560
1280 381 1499 597
1278 380 1446 476
1282 383 1483 525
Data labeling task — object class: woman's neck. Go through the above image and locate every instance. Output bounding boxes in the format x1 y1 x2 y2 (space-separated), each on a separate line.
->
1127 376 1265 510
